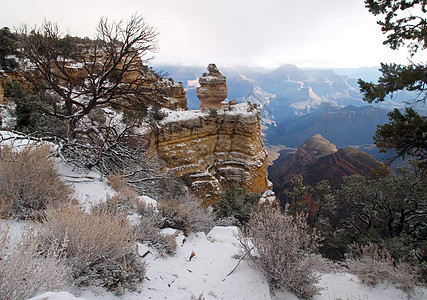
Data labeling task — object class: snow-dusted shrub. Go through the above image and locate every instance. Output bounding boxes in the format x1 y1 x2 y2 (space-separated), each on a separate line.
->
134 215 177 256
108 173 138 199
0 144 72 219
134 200 177 255
0 224 68 300
214 216 239 227
158 194 214 234
41 206 145 295
238 207 322 299
135 200 163 227
106 173 139 210
345 243 420 292
151 105 168 120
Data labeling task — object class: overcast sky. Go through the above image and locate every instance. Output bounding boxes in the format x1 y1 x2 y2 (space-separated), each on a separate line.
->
1 0 420 68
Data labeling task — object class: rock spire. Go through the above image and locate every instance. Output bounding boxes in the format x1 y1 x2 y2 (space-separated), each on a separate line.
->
197 64 228 109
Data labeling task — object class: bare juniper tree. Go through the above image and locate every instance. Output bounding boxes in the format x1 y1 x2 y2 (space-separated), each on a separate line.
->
17 15 159 140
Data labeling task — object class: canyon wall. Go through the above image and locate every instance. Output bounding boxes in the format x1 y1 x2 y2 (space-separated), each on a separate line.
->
153 103 269 205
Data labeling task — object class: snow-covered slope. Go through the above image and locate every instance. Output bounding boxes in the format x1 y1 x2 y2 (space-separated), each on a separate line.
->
1 131 425 300
29 222 427 300
31 163 427 300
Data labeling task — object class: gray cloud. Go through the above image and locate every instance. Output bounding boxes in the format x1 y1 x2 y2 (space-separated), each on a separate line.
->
0 0 414 68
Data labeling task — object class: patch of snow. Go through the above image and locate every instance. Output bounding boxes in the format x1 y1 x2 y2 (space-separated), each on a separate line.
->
134 227 272 300
159 108 207 124
315 272 426 300
200 75 225 82
0 130 46 150
138 195 157 207
0 103 16 129
260 190 276 205
57 161 114 210
161 228 178 236
29 291 89 300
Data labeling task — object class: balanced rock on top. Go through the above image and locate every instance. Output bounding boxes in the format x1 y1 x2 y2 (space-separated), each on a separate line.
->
197 63 228 110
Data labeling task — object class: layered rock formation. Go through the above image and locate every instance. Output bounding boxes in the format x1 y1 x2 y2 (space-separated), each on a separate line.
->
197 64 228 110
269 134 388 206
289 134 337 167
153 103 269 205
160 79 187 110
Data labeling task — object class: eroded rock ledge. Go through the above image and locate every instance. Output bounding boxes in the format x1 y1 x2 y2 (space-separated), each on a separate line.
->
153 103 269 205
197 64 228 110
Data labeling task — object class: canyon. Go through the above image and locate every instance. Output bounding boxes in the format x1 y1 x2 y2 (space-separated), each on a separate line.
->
151 64 269 204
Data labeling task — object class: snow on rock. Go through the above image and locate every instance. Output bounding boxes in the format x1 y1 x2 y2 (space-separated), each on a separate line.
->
159 108 207 124
0 103 16 129
259 190 277 205
138 195 157 207
29 291 89 300
155 102 269 205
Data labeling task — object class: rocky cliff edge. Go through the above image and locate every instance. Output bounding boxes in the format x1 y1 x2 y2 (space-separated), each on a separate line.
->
153 102 269 205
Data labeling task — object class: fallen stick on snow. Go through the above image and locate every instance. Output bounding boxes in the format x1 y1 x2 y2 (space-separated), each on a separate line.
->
225 247 254 278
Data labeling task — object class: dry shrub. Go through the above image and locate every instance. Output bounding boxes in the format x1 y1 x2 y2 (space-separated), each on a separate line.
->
0 223 68 300
136 199 158 218
238 206 322 299
134 200 177 255
345 243 420 292
158 194 214 234
108 173 136 197
107 173 139 210
0 144 72 219
41 205 145 295
134 215 177 256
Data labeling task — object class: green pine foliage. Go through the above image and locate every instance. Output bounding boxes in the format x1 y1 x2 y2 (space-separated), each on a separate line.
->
364 0 427 53
333 168 426 267
374 108 427 166
4 80 67 136
359 0 427 166
284 167 426 276
213 183 260 226
0 27 18 71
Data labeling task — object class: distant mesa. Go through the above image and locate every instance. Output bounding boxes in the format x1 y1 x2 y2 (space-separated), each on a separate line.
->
197 63 228 110
268 134 389 206
291 134 337 167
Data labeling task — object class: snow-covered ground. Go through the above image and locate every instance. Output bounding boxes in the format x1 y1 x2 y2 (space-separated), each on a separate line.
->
1 131 426 300
28 219 427 300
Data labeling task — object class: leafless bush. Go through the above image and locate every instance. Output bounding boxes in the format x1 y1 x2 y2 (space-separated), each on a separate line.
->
214 216 239 227
345 243 420 292
238 207 323 299
158 194 214 234
60 110 151 175
60 109 182 199
135 200 162 227
126 166 188 201
0 144 73 219
0 223 68 300
41 205 145 295
106 173 139 210
134 215 177 256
